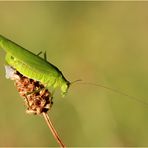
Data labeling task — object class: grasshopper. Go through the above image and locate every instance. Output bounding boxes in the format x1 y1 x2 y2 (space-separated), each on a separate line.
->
0 35 70 97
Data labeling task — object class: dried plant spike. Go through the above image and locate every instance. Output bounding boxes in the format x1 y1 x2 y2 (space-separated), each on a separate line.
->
4 65 66 146
5 65 53 115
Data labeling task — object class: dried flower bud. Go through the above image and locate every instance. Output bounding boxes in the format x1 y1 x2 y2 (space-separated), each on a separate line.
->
5 65 20 80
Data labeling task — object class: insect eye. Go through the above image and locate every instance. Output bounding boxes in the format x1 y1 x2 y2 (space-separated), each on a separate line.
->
11 56 14 60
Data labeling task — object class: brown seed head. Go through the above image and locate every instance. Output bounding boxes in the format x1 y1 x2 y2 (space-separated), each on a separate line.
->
5 66 53 115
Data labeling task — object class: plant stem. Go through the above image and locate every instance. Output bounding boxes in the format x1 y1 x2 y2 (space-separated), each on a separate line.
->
42 112 65 148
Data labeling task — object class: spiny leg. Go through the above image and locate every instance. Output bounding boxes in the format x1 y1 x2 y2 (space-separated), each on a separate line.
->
26 89 40 95
44 85 54 109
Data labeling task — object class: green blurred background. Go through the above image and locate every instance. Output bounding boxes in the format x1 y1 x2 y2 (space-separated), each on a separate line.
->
0 1 148 147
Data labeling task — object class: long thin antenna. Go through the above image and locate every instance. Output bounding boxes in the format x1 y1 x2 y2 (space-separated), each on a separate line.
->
70 79 82 85
42 112 65 148
79 82 148 106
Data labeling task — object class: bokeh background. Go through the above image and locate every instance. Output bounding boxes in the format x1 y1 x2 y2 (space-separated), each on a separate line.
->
0 1 148 147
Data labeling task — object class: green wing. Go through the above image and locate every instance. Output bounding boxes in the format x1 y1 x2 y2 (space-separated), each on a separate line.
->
0 35 61 76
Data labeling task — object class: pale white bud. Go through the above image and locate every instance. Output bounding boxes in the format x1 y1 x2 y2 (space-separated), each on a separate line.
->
5 65 20 80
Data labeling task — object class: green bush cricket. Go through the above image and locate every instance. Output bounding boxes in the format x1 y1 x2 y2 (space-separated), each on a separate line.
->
0 34 148 106
0 34 71 97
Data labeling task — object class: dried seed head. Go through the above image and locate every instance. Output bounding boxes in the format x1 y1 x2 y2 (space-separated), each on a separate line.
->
5 65 53 115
